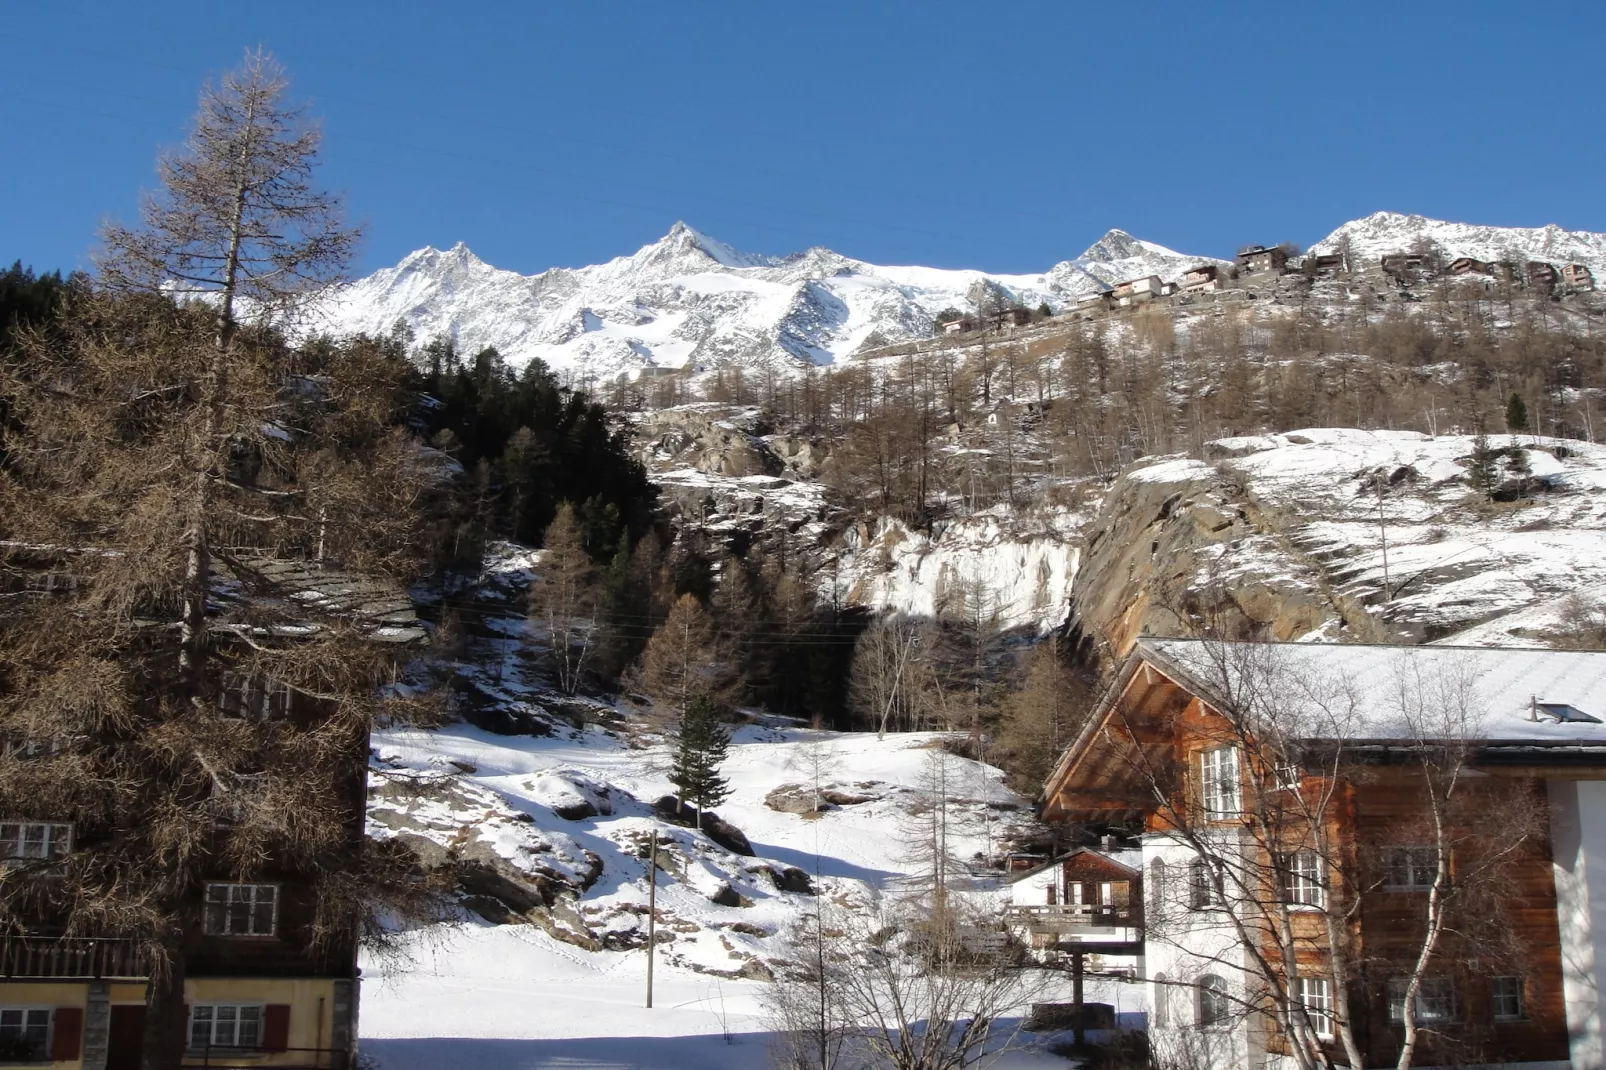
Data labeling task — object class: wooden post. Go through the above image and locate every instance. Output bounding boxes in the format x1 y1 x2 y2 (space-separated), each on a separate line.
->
1072 948 1085 1048
646 831 658 1009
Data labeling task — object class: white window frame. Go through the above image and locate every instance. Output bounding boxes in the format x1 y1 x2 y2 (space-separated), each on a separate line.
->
0 738 60 760
188 1003 265 1051
1149 859 1168 919
218 672 293 720
1297 977 1334 1037
1197 974 1231 1029
1384 847 1439 891
202 882 279 937
1200 746 1241 819
0 820 73 861
1153 972 1170 1028
1281 850 1327 910
0 1007 52 1060
1189 857 1222 910
1275 760 1302 792
1491 976 1525 1022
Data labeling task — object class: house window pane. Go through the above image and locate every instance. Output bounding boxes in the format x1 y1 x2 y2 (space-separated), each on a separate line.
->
1198 975 1230 1028
0 1008 51 1060
191 1004 264 1050
1149 860 1168 919
1385 847 1438 890
1153 973 1170 1028
1201 747 1241 818
1298 977 1333 1037
0 821 72 862
1281 851 1326 909
1388 977 1456 1023
1491 976 1524 1021
1189 858 1219 910
201 883 278 936
237 1006 262 1049
189 1005 214 1050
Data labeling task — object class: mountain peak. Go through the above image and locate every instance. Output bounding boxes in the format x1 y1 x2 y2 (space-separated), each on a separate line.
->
1076 229 1154 264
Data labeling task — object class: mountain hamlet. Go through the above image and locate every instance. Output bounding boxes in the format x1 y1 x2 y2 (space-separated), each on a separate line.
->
10 55 1606 1070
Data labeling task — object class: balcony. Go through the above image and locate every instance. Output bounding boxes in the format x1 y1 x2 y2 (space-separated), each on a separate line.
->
0 936 147 979
1004 903 1142 938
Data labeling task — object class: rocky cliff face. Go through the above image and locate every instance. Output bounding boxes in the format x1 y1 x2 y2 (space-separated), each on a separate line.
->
1066 430 1606 661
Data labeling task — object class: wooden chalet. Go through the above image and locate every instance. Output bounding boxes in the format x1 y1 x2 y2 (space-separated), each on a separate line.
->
1111 276 1163 307
1449 256 1496 277
1236 246 1289 275
1526 261 1561 289
1562 264 1596 292
1041 638 1606 1069
1181 265 1222 291
0 549 422 1069
1305 253 1345 277
941 316 974 335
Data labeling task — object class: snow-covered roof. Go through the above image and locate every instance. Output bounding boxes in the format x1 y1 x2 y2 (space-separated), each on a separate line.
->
1137 637 1606 748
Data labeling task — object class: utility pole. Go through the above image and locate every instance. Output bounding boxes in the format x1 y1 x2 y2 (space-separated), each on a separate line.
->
645 831 658 1009
1376 475 1392 603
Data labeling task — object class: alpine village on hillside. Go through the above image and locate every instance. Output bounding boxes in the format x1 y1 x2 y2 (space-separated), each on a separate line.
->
7 36 1606 1070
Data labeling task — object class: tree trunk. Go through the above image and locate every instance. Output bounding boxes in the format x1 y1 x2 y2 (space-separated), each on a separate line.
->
141 942 187 1070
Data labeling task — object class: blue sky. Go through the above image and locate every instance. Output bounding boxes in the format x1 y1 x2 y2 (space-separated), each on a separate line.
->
3 2 1603 278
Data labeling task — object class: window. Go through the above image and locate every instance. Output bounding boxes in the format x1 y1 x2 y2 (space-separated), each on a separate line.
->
218 673 292 720
1384 847 1439 890
1388 977 1457 1024
0 1008 50 1060
1200 747 1241 818
0 821 72 861
189 1005 263 1050
1297 977 1334 1037
1189 858 1221 910
202 883 278 937
1149 859 1168 919
0 738 60 760
1153 973 1170 1028
1491 976 1525 1021
1280 851 1326 909
1197 975 1231 1029
1275 760 1302 792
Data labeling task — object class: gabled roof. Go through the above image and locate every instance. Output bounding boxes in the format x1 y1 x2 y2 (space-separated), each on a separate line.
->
1041 639 1606 817
1005 847 1142 884
1136 638 1606 747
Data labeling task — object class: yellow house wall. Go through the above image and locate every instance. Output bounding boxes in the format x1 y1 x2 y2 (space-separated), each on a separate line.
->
182 978 338 1067
0 982 89 1070
0 977 341 1070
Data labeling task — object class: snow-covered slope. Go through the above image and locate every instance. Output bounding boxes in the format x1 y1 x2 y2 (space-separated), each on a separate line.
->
1311 211 1606 275
313 223 1221 378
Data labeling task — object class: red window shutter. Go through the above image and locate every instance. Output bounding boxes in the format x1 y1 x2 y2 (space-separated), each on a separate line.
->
51 1007 84 1060
262 1004 291 1052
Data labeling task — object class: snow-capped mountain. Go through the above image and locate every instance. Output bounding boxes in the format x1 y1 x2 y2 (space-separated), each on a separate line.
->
1311 211 1606 273
312 222 1222 377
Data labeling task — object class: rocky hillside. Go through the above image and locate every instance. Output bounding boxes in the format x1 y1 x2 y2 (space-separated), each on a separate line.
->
1068 429 1606 658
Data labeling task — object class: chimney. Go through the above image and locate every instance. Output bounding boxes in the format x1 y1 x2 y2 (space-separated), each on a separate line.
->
1100 834 1117 853
1531 695 1539 722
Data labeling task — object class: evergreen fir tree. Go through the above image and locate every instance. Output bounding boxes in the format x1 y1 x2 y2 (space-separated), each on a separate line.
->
1466 430 1499 500
669 696 732 827
1505 392 1529 434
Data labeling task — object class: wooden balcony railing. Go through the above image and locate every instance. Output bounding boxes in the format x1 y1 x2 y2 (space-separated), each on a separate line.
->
0 935 147 979
1005 904 1141 934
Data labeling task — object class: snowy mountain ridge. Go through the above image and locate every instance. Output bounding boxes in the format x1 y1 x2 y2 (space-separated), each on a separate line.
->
312 222 1222 378
1310 210 1606 271
314 211 1606 381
